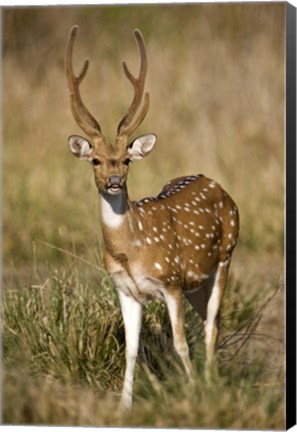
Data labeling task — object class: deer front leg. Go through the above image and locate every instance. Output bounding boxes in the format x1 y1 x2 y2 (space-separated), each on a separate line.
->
118 289 142 411
163 288 192 377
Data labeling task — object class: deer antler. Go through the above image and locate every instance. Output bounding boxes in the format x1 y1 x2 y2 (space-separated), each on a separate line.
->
117 29 150 138
66 25 103 140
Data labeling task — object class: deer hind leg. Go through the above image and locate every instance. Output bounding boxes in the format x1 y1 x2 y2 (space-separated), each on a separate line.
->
118 289 142 411
163 288 192 377
204 263 228 383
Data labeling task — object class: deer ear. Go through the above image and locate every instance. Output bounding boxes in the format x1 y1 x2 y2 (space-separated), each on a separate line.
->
128 134 157 160
68 135 92 160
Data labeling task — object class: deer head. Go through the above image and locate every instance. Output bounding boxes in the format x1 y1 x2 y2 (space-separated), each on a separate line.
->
66 25 156 195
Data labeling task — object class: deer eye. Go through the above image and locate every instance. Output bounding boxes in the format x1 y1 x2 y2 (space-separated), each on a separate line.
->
123 158 131 166
92 158 101 166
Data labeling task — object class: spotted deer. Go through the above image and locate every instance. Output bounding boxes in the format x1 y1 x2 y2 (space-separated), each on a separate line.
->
66 26 239 410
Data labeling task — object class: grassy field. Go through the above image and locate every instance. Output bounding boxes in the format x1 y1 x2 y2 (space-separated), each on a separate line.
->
3 4 285 428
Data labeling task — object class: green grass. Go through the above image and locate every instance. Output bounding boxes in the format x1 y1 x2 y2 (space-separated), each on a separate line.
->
3 267 122 389
3 3 285 428
2 254 284 427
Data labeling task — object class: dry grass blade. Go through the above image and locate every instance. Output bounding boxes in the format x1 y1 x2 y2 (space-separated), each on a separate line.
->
219 284 281 356
39 240 106 274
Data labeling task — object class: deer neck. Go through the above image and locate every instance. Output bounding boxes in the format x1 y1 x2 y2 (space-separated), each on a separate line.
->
99 186 131 230
99 186 142 258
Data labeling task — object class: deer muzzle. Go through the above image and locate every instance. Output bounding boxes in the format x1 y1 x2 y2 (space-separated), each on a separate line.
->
107 175 124 194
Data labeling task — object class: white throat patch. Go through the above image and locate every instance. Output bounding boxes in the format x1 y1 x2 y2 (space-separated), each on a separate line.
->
100 192 126 228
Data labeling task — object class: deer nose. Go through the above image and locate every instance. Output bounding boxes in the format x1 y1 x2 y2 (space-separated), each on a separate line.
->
108 175 122 187
107 175 123 194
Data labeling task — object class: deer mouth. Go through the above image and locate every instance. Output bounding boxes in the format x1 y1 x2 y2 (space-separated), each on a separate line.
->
108 185 122 194
106 176 124 195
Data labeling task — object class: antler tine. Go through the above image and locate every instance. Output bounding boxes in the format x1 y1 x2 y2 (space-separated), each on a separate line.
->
66 25 103 139
117 29 150 137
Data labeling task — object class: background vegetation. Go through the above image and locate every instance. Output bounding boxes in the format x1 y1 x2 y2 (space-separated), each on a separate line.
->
3 3 285 428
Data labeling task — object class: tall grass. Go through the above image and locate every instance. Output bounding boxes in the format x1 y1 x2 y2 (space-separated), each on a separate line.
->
3 257 284 427
3 3 285 428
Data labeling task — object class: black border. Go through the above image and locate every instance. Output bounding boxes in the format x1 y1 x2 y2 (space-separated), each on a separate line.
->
286 2 297 430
